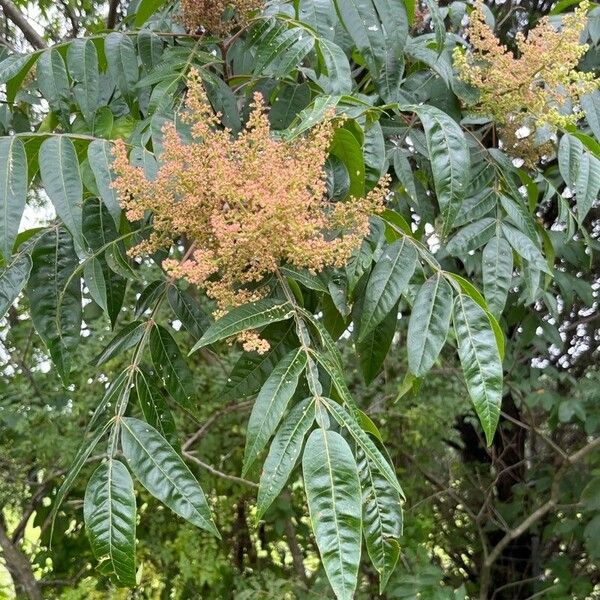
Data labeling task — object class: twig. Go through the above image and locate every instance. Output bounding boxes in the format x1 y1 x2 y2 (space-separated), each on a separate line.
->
182 400 253 451
183 451 257 487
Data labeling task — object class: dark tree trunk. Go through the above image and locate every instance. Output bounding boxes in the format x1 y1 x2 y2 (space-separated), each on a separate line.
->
0 514 42 600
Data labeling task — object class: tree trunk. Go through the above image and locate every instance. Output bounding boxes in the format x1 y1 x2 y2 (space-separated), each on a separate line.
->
0 514 42 600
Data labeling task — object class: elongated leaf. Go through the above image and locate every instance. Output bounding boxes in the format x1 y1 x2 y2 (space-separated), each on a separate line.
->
407 274 453 376
81 199 126 326
402 105 470 232
51 422 111 534
134 368 178 449
150 324 195 412
39 137 84 249
190 299 294 353
321 398 403 496
167 285 210 340
105 33 139 100
84 460 136 587
482 236 513 316
501 223 550 274
358 238 417 340
37 49 70 113
446 218 497 256
257 397 315 518
334 0 408 102
329 127 365 197
84 257 108 312
0 137 27 260
303 428 361 600
134 0 169 26
219 322 295 403
357 449 402 593
558 133 600 221
94 321 145 366
356 299 397 384
453 295 503 446
27 229 81 381
0 253 31 318
121 417 219 536
88 140 120 225
243 348 307 476
67 39 100 122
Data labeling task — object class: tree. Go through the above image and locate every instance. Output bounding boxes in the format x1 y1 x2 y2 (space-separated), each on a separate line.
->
0 0 599 598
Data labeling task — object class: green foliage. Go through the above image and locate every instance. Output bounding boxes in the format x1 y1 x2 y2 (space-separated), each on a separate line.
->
0 0 599 598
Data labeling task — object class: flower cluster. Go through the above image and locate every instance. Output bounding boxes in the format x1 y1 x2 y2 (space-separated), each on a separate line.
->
112 70 387 352
454 1 598 161
180 0 263 36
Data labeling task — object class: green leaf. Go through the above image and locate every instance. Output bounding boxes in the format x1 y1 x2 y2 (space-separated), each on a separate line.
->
67 39 100 122
333 0 408 102
482 236 513 317
88 140 120 226
445 218 497 256
190 299 294 353
321 398 403 497
582 90 600 141
84 460 137 587
329 127 365 197
0 253 31 318
356 299 397 384
243 348 307 476
401 105 470 233
501 223 550 274
39 137 84 250
121 417 220 537
357 449 402 593
358 238 417 340
167 285 210 340
84 257 108 312
105 33 139 100
94 321 145 366
316 39 352 95
302 428 362 600
453 295 503 446
149 324 195 413
256 397 315 518
219 322 295 402
27 229 82 381
0 137 28 260
37 49 70 113
407 273 453 376
134 0 169 26
137 30 164 70
51 421 111 536
134 367 178 449
81 199 126 327
558 134 600 222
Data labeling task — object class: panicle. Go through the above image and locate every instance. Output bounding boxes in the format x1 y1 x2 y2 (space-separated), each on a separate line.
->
112 69 387 352
181 0 263 36
453 0 598 163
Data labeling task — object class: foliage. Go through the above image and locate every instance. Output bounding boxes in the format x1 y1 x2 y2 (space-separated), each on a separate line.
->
0 0 599 599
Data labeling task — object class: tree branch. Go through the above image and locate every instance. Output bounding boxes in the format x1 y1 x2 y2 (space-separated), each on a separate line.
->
106 0 120 29
479 436 600 599
0 0 46 49
183 451 257 488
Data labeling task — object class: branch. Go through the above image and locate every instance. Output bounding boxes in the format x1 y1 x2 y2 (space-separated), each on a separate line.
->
182 400 253 452
183 451 257 488
479 436 600 600
106 0 120 29
0 0 46 49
